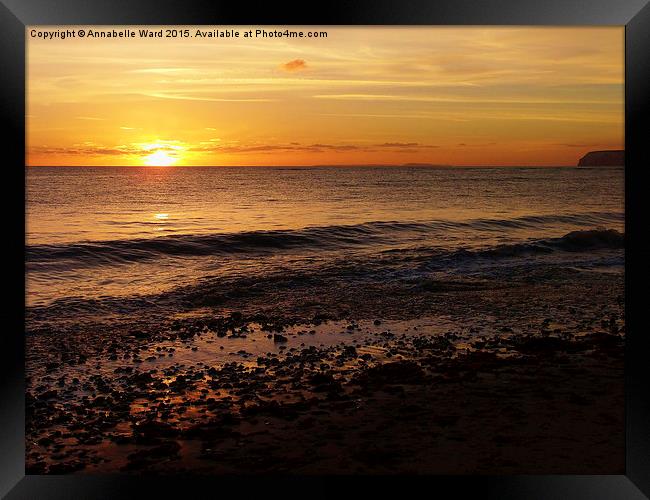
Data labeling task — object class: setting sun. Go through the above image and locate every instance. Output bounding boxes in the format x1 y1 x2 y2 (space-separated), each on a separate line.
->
26 26 623 167
143 149 177 167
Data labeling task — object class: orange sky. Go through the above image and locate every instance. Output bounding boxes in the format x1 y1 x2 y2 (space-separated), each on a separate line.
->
26 26 624 167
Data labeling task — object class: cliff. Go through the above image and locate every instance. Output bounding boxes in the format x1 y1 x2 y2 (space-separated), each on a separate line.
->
578 150 624 167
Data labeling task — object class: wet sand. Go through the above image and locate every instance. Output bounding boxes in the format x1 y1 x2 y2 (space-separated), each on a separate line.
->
26 272 624 474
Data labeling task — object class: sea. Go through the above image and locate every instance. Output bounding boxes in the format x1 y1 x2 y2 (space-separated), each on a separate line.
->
26 166 624 316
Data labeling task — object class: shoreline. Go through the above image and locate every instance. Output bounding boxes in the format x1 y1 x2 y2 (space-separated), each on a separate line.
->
26 273 625 474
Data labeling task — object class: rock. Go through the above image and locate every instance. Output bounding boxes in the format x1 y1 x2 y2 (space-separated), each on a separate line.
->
583 331 622 349
133 419 180 438
45 362 59 372
37 436 53 446
39 390 58 400
577 150 624 167
308 372 342 393
355 361 426 386
514 336 574 355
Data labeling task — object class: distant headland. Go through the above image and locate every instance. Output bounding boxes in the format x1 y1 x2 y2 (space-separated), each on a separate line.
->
578 150 624 167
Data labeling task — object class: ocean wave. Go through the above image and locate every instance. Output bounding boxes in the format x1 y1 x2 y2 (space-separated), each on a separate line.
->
468 228 624 259
25 226 624 319
26 211 623 269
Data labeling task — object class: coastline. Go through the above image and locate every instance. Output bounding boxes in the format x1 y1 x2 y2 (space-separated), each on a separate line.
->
26 267 624 474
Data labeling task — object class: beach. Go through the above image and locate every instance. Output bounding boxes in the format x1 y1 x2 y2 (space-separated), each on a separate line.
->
25 166 625 474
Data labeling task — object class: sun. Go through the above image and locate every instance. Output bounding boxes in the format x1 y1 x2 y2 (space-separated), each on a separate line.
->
143 149 177 167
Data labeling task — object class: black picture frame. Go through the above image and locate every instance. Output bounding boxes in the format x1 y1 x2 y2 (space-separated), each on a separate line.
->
2 1 649 498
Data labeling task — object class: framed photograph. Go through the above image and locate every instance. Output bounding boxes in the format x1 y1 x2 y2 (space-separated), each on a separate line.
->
2 0 649 498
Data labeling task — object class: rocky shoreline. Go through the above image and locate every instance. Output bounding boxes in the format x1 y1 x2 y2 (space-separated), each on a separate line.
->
25 268 625 475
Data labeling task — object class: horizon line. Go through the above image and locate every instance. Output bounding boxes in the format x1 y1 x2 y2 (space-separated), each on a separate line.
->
25 164 623 168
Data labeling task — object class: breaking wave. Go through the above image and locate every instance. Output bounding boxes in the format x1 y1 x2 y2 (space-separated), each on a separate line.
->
27 211 623 269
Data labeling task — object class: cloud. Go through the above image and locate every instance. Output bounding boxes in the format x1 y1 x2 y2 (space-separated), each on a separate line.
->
375 143 440 151
31 146 136 156
379 142 418 147
280 59 307 72
31 141 439 158
188 143 330 154
188 141 438 154
556 143 600 148
129 67 193 74
143 92 276 102
312 94 618 105
457 142 497 147
30 141 183 157
310 144 360 151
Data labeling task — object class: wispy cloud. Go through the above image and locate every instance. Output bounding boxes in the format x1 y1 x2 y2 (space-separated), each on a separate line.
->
129 67 193 74
142 92 276 103
31 140 185 157
188 141 438 154
30 140 439 158
312 94 619 105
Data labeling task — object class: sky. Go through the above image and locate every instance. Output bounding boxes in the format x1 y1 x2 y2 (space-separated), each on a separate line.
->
26 26 624 167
